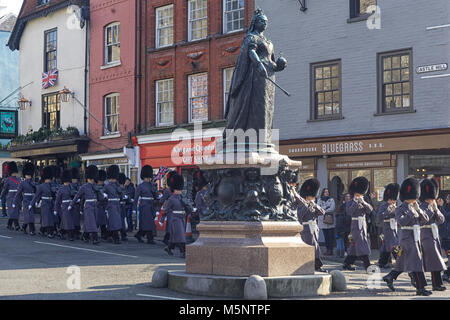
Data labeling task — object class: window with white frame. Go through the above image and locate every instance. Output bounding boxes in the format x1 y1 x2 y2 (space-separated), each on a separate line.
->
156 79 174 126
223 67 234 114
104 93 120 134
188 0 208 41
188 73 208 122
105 23 120 64
156 5 174 48
223 0 244 34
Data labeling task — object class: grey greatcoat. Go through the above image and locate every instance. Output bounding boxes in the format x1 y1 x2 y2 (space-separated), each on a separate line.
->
70 183 100 233
394 201 429 273
133 181 157 232
419 202 446 272
70 182 81 228
194 189 207 216
103 182 123 232
96 184 107 226
163 194 186 244
297 199 326 258
346 198 373 257
0 176 21 219
30 183 54 228
13 179 36 224
378 202 399 253
160 188 172 230
54 185 74 231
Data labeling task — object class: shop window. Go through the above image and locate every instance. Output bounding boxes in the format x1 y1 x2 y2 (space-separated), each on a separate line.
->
442 176 450 191
42 93 61 129
374 168 395 200
104 93 120 134
105 23 120 65
44 28 57 72
156 78 174 126
223 67 234 115
311 60 341 120
156 5 174 48
188 73 208 123
223 0 245 34
188 0 208 41
329 170 349 193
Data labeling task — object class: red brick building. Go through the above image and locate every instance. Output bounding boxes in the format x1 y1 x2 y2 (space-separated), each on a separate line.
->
135 0 254 191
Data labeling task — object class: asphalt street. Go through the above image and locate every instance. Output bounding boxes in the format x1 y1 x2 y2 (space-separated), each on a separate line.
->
1 216 449 300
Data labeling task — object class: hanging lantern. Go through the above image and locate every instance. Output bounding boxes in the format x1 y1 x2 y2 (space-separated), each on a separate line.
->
59 87 73 103
17 97 31 110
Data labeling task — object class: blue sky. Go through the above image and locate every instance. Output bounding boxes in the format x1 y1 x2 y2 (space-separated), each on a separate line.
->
0 0 23 16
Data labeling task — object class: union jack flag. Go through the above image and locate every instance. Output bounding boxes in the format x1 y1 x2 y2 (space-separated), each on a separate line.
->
42 69 58 89
152 166 169 182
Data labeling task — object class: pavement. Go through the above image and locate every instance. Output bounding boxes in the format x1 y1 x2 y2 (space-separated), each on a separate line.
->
1 216 449 300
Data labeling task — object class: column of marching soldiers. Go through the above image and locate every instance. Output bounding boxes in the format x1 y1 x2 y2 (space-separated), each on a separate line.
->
1 161 197 258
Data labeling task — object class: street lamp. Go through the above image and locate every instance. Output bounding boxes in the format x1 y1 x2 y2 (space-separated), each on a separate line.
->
17 97 32 110
59 86 73 103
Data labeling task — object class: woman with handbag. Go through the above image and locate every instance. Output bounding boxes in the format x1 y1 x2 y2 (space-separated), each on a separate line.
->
317 188 336 256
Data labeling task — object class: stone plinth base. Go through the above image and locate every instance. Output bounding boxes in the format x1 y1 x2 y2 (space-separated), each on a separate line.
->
186 221 315 277
168 271 331 298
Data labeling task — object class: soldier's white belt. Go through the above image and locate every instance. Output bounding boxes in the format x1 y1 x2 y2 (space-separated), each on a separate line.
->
140 197 154 200
85 199 97 202
8 190 17 192
421 223 439 239
62 200 71 203
41 197 52 200
302 220 317 236
109 198 120 201
401 225 421 242
24 193 34 196
173 210 186 215
352 216 365 230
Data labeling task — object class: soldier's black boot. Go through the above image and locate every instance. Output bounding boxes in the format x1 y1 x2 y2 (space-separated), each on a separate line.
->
22 224 27 234
90 233 100 245
6 219 12 230
146 231 155 244
443 269 450 283
113 231 121 244
343 255 356 271
100 225 108 240
14 220 20 231
29 223 35 236
315 259 326 273
408 272 417 288
60 230 66 240
164 244 174 256
134 230 144 243
431 271 446 291
378 252 391 268
412 272 432 296
120 229 128 241
382 270 400 292
68 230 74 241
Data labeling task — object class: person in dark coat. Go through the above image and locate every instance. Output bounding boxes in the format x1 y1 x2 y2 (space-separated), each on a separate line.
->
125 178 135 232
193 170 208 236
30 167 55 238
1 161 21 230
70 168 82 239
419 178 447 291
382 177 432 296
378 183 400 268
133 165 157 244
335 193 352 257
163 172 190 258
69 165 101 245
96 170 108 240
442 195 450 283
0 175 7 217
297 178 326 272
103 165 124 244
118 173 129 241
50 166 61 235
160 171 176 245
13 162 36 235
343 177 374 271
54 169 75 241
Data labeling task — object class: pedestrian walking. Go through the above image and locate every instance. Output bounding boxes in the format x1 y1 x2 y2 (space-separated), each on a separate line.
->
297 178 326 272
382 177 432 296
133 165 157 244
378 183 400 269
13 162 36 235
30 167 56 238
419 178 447 291
69 165 101 245
342 177 373 271
54 169 75 241
317 188 336 256
1 162 21 230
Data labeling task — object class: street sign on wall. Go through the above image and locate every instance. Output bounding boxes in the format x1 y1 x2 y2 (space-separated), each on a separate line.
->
0 109 18 138
416 63 448 74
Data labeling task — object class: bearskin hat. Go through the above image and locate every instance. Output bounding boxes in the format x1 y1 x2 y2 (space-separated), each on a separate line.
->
166 171 177 188
107 165 120 180
349 176 369 195
42 166 53 180
419 178 439 201
300 178 321 198
61 169 72 183
169 172 184 191
383 183 400 202
8 161 18 174
71 167 80 180
86 165 99 180
118 172 126 185
141 165 153 180
22 162 35 177
194 170 208 189
98 169 107 182
400 177 420 201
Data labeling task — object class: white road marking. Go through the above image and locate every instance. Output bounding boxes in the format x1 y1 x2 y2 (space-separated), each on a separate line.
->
136 293 186 300
421 73 450 79
426 24 450 30
0 235 12 239
33 241 140 258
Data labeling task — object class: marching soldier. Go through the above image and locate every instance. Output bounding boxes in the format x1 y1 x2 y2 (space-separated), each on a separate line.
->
54 169 75 241
70 168 82 239
419 177 447 291
118 173 129 241
378 183 400 269
163 172 190 258
382 177 432 296
96 170 108 240
30 167 55 238
103 165 123 244
297 178 326 272
343 176 373 271
13 162 36 235
50 166 61 236
133 165 157 244
1 161 21 230
68 165 101 245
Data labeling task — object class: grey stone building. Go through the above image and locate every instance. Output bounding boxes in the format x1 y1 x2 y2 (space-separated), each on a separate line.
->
256 0 450 200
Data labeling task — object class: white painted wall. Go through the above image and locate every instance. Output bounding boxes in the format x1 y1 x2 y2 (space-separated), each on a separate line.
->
18 7 87 135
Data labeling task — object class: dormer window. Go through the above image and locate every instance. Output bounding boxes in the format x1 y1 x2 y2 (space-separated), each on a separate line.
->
38 0 50 6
